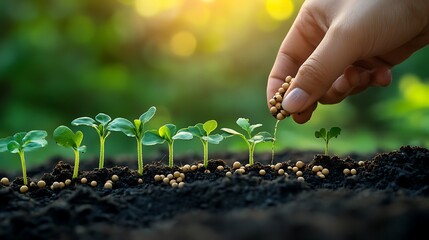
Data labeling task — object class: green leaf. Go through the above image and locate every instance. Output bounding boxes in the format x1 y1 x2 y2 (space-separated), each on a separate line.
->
203 120 217 135
251 131 274 143
108 118 136 137
220 128 243 136
72 117 97 128
142 130 165 145
204 134 223 144
23 130 47 142
172 131 193 140
184 124 204 137
159 124 176 142
22 139 48 152
77 146 86 153
0 137 13 152
95 113 111 125
139 106 157 124
315 128 327 139
7 141 21 153
12 132 26 145
249 124 263 134
53 125 83 149
236 118 250 133
327 127 342 140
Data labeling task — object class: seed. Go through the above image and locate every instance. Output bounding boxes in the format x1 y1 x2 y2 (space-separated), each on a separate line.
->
312 166 319 173
20 185 29 193
191 165 198 171
274 163 282 170
173 171 181 178
154 175 162 182
163 178 170 184
52 181 61 190
30 182 36 187
282 82 290 89
343 168 350 175
280 110 288 116
182 164 191 172
176 177 183 183
259 169 266 176
81 178 88 184
204 169 211 174
292 166 299 172
287 166 293 170
235 169 245 174
295 161 305 169
245 164 251 168
278 87 286 94
322 168 329 175
318 172 326 179
59 182 65 189
285 76 292 83
178 182 185 188
171 182 178 188
296 171 303 177
275 94 283 102
104 182 113 189
1 177 10 186
276 113 285 120
106 180 113 184
226 171 232 177
297 176 305 182
198 163 204 169
180 173 185 179
275 102 282 109
358 161 365 166
278 169 285 175
217 165 224 171
269 99 277 105
111 175 119 182
138 178 143 184
351 169 357 175
37 180 46 188
65 179 72 186
232 161 241 169
90 181 97 187
167 174 174 180
170 179 177 184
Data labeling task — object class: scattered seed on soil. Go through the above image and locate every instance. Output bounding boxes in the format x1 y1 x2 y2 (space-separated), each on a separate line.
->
351 169 357 175
191 165 198 171
167 174 174 180
312 166 319 173
90 181 97 187
178 182 185 188
180 173 185 179
233 161 241 169
81 178 88 184
296 171 303 177
1 177 10 186
296 161 305 169
65 179 71 186
204 169 211 174
30 182 36 187
274 163 282 170
292 166 299 172
358 161 365 166
138 178 143 184
170 179 177 184
288 166 293 170
259 169 266 176
318 173 326 179
217 165 224 171
111 175 119 182
163 178 170 184
171 182 178 188
176 177 183 183
297 176 305 182
173 171 181 178
226 171 232 177
322 168 329 175
52 182 60 190
59 182 65 189
343 168 351 175
198 163 204 169
104 182 113 189
20 185 29 193
106 180 113 184
154 175 162 182
278 169 285 175
37 180 46 188
182 164 191 172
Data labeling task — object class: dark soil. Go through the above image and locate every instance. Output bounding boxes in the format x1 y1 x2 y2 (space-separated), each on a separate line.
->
1 145 429 240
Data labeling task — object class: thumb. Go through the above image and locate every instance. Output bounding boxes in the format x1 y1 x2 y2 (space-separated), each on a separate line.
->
282 28 360 113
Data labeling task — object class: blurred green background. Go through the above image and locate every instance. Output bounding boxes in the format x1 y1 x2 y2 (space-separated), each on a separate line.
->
1 0 428 172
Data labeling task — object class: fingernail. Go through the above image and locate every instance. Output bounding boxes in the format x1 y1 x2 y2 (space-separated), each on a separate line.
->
282 88 308 113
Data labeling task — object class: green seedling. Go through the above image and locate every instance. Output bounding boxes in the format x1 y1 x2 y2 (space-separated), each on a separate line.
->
315 127 342 156
0 130 48 185
53 126 86 179
107 106 156 175
142 124 193 167
221 118 273 165
72 113 112 169
181 120 224 168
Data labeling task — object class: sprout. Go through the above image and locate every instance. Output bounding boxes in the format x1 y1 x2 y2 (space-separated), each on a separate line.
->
221 118 273 165
72 113 112 169
107 106 156 175
314 127 342 156
180 120 224 168
0 130 48 185
53 125 86 179
142 124 193 167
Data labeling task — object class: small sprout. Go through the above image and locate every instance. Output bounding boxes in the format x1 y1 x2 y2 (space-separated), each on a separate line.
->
90 181 97 187
81 178 88 184
259 169 266 176
295 161 305 169
221 118 273 165
53 126 86 179
111 175 119 182
1 177 10 186
0 130 48 185
142 124 193 167
315 127 342 156
232 161 242 169
72 113 113 169
20 185 29 193
104 182 113 189
180 120 224 168
107 106 156 175
37 180 46 188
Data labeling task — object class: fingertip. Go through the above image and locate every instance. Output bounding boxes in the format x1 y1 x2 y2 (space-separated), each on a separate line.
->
291 103 317 124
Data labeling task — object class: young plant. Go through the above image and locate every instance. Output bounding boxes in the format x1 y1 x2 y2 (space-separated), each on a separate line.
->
53 126 86 179
181 120 224 168
0 130 48 185
107 106 156 175
72 113 112 169
142 124 193 167
315 127 342 156
221 118 274 165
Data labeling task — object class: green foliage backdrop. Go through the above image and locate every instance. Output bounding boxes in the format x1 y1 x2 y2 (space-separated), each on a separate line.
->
1 0 428 171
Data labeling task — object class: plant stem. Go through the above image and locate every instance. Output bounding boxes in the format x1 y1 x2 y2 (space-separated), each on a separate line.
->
203 140 209 168
325 140 329 156
99 136 105 169
137 138 143 175
18 151 27 185
168 142 174 168
73 149 80 179
249 143 256 165
271 120 280 165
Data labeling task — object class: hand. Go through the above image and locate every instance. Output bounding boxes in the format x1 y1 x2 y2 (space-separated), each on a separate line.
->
267 0 429 123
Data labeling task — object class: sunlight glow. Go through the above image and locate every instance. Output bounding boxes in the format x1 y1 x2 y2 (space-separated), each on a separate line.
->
134 0 182 17
265 0 294 21
399 74 429 107
170 31 197 57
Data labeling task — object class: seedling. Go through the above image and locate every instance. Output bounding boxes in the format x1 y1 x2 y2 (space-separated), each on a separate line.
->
53 126 86 179
181 120 224 168
0 130 48 185
72 113 112 169
142 124 193 167
221 118 273 165
107 106 156 175
315 127 342 156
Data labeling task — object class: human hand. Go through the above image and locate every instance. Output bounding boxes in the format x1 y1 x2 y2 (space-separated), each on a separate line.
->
267 0 429 123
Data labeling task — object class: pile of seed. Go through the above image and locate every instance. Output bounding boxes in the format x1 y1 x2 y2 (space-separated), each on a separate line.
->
269 75 294 120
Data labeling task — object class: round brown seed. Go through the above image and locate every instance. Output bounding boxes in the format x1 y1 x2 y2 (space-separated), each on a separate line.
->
278 87 286 94
104 182 113 189
20 185 29 193
178 182 185 188
65 179 72 186
278 169 285 175
232 161 241 169
173 171 181 178
259 169 266 176
270 107 278 114
111 175 119 182
138 178 143 184
282 82 290 89
37 180 46 188
217 165 224 171
90 181 97 187
81 178 88 184
1 177 10 186
295 161 305 169
269 99 277 105
276 113 285 120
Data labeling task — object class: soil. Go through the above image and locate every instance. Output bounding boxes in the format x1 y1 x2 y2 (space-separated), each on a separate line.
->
1 145 429 240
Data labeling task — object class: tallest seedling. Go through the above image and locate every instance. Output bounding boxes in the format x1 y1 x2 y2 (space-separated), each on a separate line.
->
108 106 156 175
